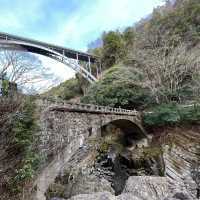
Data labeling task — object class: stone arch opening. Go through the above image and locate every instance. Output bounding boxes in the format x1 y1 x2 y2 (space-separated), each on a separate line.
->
101 119 147 148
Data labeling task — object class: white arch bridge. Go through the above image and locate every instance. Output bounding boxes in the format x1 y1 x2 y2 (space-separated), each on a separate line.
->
0 32 101 83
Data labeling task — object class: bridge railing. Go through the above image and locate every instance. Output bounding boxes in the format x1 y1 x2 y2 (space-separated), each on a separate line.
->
39 97 139 116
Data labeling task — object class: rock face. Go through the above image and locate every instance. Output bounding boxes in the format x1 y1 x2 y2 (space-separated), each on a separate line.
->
64 174 115 198
34 102 200 200
50 180 194 200
67 192 143 200
162 127 200 198
123 176 195 200
123 176 170 199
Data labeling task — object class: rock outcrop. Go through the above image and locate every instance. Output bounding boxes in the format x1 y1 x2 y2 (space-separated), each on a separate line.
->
49 185 195 200
162 127 200 198
33 106 200 200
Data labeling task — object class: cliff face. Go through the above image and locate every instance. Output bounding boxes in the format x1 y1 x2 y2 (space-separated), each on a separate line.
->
160 126 200 197
36 122 200 200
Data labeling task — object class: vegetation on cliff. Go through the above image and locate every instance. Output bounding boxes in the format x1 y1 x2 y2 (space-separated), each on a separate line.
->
43 77 83 101
143 103 200 127
0 96 40 199
12 97 40 188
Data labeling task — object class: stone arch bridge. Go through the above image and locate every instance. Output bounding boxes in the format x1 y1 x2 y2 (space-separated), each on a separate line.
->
34 99 146 200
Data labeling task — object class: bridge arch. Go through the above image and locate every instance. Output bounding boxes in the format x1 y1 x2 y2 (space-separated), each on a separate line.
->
100 119 147 147
0 32 100 83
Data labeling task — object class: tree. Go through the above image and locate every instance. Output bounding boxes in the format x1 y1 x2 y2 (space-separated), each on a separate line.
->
123 27 136 49
131 37 200 104
0 50 57 93
101 31 125 69
81 65 152 109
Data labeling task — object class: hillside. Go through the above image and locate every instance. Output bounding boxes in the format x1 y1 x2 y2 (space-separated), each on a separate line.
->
43 78 83 101
44 0 200 110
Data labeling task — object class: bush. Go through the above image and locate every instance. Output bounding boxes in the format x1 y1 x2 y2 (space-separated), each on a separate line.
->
43 78 83 100
11 96 41 190
143 103 200 127
102 31 126 69
81 65 153 109
2 79 9 96
12 97 37 151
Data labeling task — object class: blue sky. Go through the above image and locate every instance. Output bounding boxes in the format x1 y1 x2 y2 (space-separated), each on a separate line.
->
0 0 164 89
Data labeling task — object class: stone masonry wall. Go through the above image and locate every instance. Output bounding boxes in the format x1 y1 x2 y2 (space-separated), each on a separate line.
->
32 99 143 200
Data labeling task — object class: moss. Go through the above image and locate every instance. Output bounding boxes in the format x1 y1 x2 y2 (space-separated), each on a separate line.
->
98 140 109 153
2 79 9 96
88 133 124 154
142 146 163 159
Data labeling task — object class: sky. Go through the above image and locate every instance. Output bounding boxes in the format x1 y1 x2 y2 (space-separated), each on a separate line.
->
0 0 164 90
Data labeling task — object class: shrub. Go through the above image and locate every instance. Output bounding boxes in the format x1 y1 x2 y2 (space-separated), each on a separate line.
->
81 65 153 109
43 78 83 100
12 97 38 151
143 103 200 127
10 96 41 192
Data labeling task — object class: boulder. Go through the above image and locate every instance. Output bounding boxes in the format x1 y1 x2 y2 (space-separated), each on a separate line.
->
65 174 115 198
117 193 143 200
68 192 115 200
123 176 170 200
68 192 143 200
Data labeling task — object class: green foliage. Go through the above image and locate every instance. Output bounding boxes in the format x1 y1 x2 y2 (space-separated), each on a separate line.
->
102 31 126 69
81 65 153 109
123 27 136 48
63 78 83 100
2 79 9 96
178 104 200 123
88 134 124 154
11 97 40 190
143 104 180 127
143 103 200 127
14 152 41 183
142 146 163 159
43 78 83 100
12 97 37 151
149 0 200 43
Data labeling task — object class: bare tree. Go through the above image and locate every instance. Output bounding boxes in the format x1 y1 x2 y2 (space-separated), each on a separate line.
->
0 50 60 93
130 35 200 104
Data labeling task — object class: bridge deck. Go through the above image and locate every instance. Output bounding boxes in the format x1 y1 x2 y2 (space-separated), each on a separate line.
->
0 32 99 63
40 98 139 116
